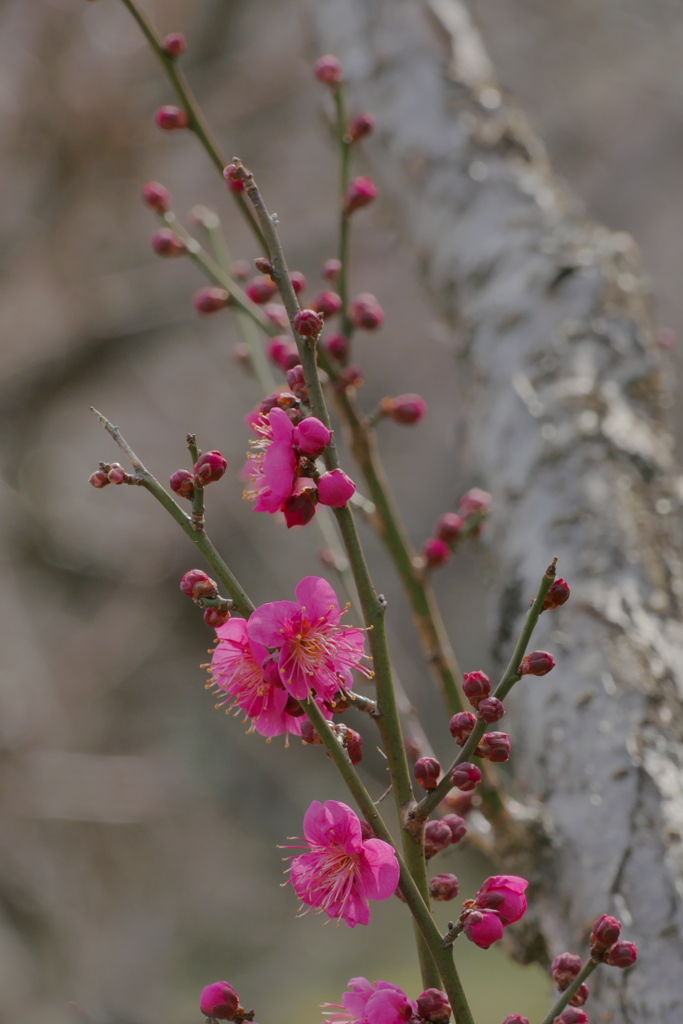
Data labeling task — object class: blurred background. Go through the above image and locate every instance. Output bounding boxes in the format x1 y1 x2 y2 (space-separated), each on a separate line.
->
0 0 681 1021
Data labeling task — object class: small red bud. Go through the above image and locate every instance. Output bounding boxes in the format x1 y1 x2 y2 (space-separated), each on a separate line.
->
151 228 185 257
462 670 492 708
502 1017 530 1024
414 757 441 790
290 270 307 294
344 728 363 764
141 180 171 212
282 489 318 528
227 178 245 194
350 293 384 330
325 332 349 361
170 469 195 500
311 290 343 318
301 720 323 745
286 365 308 401
440 813 467 844
314 54 343 86
89 470 110 488
475 731 511 763
163 32 187 57
194 287 230 314
451 762 482 792
590 914 622 951
203 606 230 628
428 875 460 903
459 488 492 519
180 570 218 601
194 451 227 485
417 990 451 1024
267 337 300 373
245 275 277 304
317 469 356 509
380 393 428 425
344 176 378 214
449 711 477 746
322 258 342 282
605 941 637 968
478 697 505 723
107 462 126 484
294 309 323 337
569 985 589 1008
424 819 453 858
520 650 556 676
199 981 242 1021
423 537 451 568
435 512 464 542
347 112 375 143
334 365 363 392
554 1011 589 1024
155 105 189 131
543 577 571 611
253 257 273 275
264 303 289 329
551 953 582 991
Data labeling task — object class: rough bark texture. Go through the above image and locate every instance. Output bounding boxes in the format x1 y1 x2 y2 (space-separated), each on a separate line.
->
311 2 683 1022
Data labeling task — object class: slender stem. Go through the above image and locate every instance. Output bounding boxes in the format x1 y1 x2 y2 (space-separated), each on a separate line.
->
539 959 598 1024
333 86 353 347
186 434 205 530
118 0 266 250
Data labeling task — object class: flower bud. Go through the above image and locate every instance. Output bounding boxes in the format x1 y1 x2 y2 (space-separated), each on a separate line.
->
344 728 363 764
459 488 492 519
107 462 127 484
253 256 273 274
440 813 467 844
424 819 453 858
314 54 343 86
322 258 342 282
282 488 318 528
334 364 363 392
605 941 637 968
435 512 464 542
417 990 451 1024
301 720 323 745
180 570 218 601
475 875 528 924
227 177 245 194
152 228 185 257
294 309 323 337
347 112 375 143
194 287 230 314
350 293 384 330
141 180 171 212
317 469 356 508
569 985 589 1008
163 32 187 56
194 451 227 485
463 908 504 949
502 1017 530 1024
326 333 349 361
451 762 482 792
204 606 230 628
414 757 441 790
344 176 378 214
286 365 308 402
170 469 195 500
311 290 342 318
246 275 278 305
520 650 556 676
542 577 570 611
380 393 428 425
428 874 460 902
478 697 505 723
155 105 189 130
476 732 511 763
462 670 491 708
293 417 332 458
441 790 473 815
359 820 374 841
551 953 582 990
423 537 451 568
590 914 622 952
199 981 242 1021
554 1011 589 1024
449 711 476 746
290 270 307 294
268 337 300 373
264 303 289 329
89 469 109 488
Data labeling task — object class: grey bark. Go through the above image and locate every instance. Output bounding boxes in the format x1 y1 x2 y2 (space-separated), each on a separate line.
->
310 2 683 1021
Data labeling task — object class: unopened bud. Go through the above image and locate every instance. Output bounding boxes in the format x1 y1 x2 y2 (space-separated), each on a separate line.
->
424 819 453 858
264 303 289 329
301 720 323 745
246 275 278 304
311 290 342 318
451 762 482 792
502 1017 530 1024
462 670 491 708
317 469 356 508
414 757 441 790
423 537 451 568
590 914 622 952
554 1011 589 1024
163 32 187 57
542 577 570 611
180 570 218 601
254 257 273 274
380 393 428 425
440 813 467 844
294 309 323 337
359 820 374 840
344 176 378 214
194 451 227 485
520 650 556 676
605 941 637 968
344 728 363 764
286 365 308 401
107 462 126 484
459 488 492 519
347 112 375 143
282 488 317 528
449 712 476 746
199 981 242 1021
152 228 185 257
194 287 230 314
569 985 589 1008
204 606 230 628
155 105 189 130
170 469 195 500
141 180 171 212
89 469 109 488
290 270 307 294
428 874 460 902
326 332 349 361
268 337 300 373
322 258 342 282
417 990 451 1024
478 697 505 723
435 512 464 543
551 953 582 991
334 364 363 392
350 292 384 330
293 417 332 458
314 54 343 86
475 732 511 763
441 790 473 815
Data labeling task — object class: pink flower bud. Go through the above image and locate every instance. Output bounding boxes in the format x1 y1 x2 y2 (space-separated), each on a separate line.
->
293 417 332 458
227 178 245 194
345 728 363 764
569 985 589 1008
301 720 323 745
282 488 318 528
428 874 460 902
590 914 622 951
502 1017 530 1024
417 990 451 1024
294 309 323 337
286 365 308 402
543 577 571 611
317 469 356 508
344 176 378 214
290 270 307 294
451 762 482 792
89 469 109 488
414 757 441 790
423 537 451 568
231 260 250 280
245 275 278 304
264 303 289 329
554 1011 589 1024
170 469 195 500
347 113 375 143
107 462 127 484
322 258 342 281
478 697 505 723
476 732 511 763
141 180 171 212
435 512 464 542
459 488 492 519
520 650 556 676
551 953 582 990
199 981 242 1021
326 333 349 361
204 606 230 628
440 813 467 844
267 337 300 373
194 287 230 314
163 32 187 56
311 290 342 317
449 711 477 746
380 393 428 425
463 909 504 948
350 292 384 330
155 105 189 130
335 365 364 392
605 941 637 968
180 570 218 601
359 820 374 841
152 228 185 257
462 670 492 708
194 451 227 485
441 790 473 815
475 875 528 924
314 54 343 86
424 819 453 858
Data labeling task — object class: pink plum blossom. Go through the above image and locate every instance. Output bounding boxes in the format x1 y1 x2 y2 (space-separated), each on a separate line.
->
475 875 528 924
324 978 417 1024
248 576 371 701
463 909 505 949
244 406 297 512
287 801 399 927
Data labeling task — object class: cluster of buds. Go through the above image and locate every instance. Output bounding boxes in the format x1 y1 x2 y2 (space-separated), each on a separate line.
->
89 462 137 488
179 570 231 628
421 488 493 569
590 914 637 967
350 293 384 330
423 814 466 859
428 873 460 902
170 450 227 502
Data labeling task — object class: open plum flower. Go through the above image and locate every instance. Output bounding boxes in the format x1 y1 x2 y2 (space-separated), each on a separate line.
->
247 576 371 701
324 978 417 1024
286 801 399 927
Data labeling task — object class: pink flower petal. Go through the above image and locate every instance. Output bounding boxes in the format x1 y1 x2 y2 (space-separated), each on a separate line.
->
356 839 401 900
295 575 341 624
247 600 300 648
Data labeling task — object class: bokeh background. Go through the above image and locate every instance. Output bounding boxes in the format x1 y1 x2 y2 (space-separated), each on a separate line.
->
0 0 681 1021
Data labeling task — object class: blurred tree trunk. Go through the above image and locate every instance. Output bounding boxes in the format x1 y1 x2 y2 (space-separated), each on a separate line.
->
311 2 683 1021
